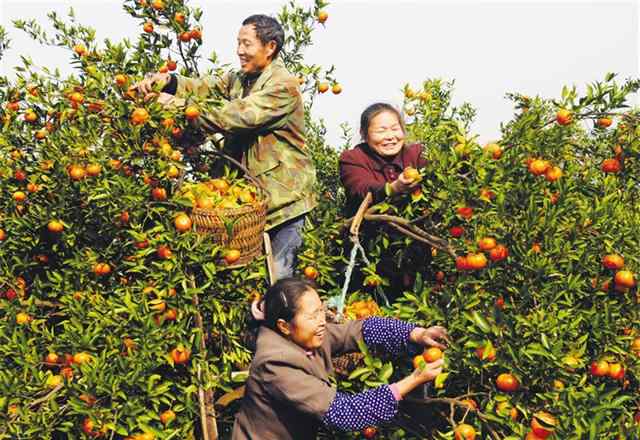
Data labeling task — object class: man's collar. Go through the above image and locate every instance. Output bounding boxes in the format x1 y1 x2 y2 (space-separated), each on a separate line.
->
239 57 283 85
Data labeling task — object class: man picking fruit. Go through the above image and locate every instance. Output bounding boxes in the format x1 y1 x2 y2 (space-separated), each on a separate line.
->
136 14 316 280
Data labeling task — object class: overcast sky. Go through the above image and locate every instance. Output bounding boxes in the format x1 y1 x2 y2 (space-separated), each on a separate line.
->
1 0 638 148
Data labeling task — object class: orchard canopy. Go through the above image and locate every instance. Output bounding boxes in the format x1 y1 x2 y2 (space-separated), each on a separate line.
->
1 0 640 439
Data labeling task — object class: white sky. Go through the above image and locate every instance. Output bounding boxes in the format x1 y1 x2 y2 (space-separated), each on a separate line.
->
1 0 638 148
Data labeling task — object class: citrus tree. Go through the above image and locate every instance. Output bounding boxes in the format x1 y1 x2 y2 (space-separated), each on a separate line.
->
0 0 338 438
3 0 640 439
303 76 640 439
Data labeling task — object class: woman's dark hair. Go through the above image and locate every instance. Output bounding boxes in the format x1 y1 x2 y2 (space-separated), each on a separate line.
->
242 14 285 59
263 277 316 330
359 102 405 141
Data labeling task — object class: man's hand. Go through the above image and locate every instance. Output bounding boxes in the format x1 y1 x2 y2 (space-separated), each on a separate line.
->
156 92 178 106
134 72 170 95
410 326 449 350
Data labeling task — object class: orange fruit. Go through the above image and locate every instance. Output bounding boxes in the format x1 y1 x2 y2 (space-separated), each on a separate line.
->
86 164 102 176
466 253 487 270
531 411 556 439
143 22 154 33
115 74 127 86
422 347 443 362
608 362 625 380
489 244 509 262
412 354 425 370
131 108 149 125
16 312 32 325
496 373 519 392
475 345 496 361
24 110 37 123
72 352 92 365
529 159 550 176
303 266 319 280
602 254 624 270
170 346 190 364
601 158 621 173
454 423 476 440
317 10 328 23
477 237 497 251
224 249 241 265
179 31 192 42
614 270 635 288
157 245 173 260
73 44 87 56
483 143 502 159
456 206 473 219
590 360 609 377
174 213 192 233
317 82 329 93
167 165 180 178
47 220 64 233
68 165 86 181
151 187 167 201
402 167 421 182
13 191 27 202
69 92 84 104
556 109 572 125
331 83 342 94
460 399 477 410
185 106 200 120
596 117 612 128
196 197 214 209
526 431 546 440
160 409 176 426
545 166 562 182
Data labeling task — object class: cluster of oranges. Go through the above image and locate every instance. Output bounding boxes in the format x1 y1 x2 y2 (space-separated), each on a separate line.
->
590 358 625 381
526 157 562 182
344 299 381 320
182 178 257 210
455 237 509 271
599 253 636 293
317 82 342 95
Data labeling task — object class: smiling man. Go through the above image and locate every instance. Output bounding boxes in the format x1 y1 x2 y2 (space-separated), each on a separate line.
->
138 15 317 279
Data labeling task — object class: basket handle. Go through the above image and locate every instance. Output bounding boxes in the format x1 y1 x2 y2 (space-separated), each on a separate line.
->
209 149 270 198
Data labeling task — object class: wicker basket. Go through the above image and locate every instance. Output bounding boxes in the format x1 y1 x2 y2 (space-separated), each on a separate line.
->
190 152 270 269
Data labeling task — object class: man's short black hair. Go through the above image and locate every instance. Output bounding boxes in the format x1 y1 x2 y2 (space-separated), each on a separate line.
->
242 14 285 58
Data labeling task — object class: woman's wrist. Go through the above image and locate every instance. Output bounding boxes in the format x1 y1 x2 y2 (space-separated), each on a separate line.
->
393 371 423 397
409 327 426 344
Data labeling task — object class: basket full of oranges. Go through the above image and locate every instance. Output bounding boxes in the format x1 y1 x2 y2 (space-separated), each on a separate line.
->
182 173 269 268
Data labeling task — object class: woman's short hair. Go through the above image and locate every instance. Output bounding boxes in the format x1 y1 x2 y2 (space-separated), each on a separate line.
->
242 14 285 59
359 102 405 141
264 277 316 330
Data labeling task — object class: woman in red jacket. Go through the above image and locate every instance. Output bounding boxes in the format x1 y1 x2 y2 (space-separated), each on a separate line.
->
339 102 426 217
339 103 430 297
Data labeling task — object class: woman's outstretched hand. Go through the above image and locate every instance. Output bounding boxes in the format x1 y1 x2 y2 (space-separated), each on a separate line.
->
410 325 449 350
